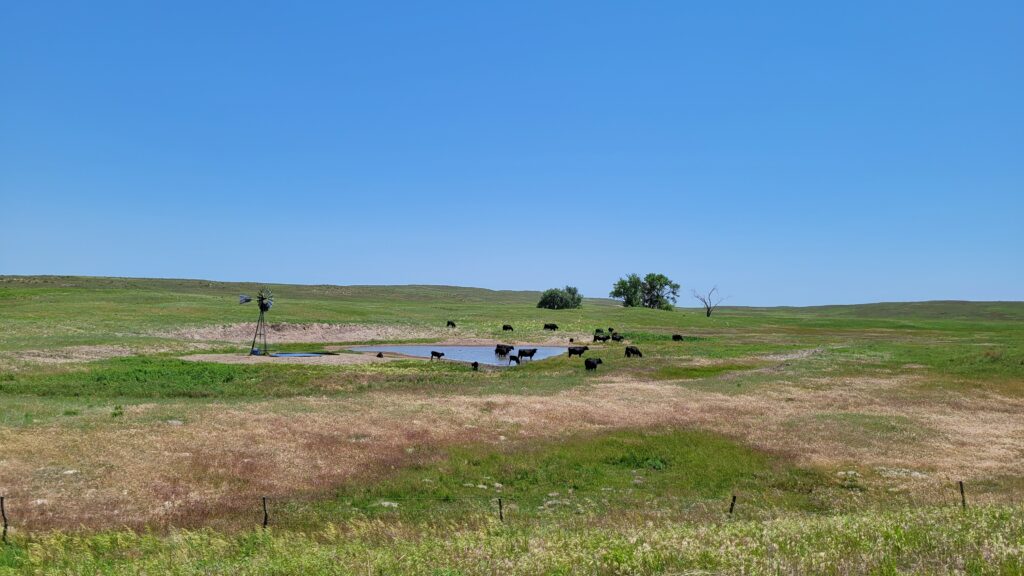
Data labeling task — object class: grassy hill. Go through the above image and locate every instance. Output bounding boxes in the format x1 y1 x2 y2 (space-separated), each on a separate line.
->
0 276 1022 574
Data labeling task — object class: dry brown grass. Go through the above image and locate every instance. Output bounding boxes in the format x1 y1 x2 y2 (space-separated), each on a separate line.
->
2 365 1022 532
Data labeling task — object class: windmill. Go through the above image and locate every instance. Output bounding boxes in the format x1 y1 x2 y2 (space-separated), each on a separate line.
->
239 287 273 355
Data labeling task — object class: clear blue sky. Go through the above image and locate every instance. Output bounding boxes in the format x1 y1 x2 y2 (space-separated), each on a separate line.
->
2 1 1021 305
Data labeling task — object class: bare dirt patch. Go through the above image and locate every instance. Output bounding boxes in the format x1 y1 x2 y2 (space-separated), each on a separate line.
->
181 352 407 366
9 342 221 366
165 323 449 344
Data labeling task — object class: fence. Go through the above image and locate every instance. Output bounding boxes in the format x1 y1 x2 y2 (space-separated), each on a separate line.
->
0 479 1004 541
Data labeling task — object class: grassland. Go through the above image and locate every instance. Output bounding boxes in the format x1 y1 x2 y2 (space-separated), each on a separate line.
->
0 275 1022 574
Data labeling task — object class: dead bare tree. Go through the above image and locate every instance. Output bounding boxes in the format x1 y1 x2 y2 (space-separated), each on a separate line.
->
692 287 725 317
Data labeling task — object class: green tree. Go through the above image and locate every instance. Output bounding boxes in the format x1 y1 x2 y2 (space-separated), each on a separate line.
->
641 273 680 310
609 274 643 307
610 273 680 310
537 285 583 310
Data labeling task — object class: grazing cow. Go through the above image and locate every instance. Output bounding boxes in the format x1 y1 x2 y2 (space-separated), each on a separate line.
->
430 351 445 361
502 324 514 331
568 346 589 358
471 361 480 371
518 348 538 361
595 328 605 334
625 346 643 358
611 333 624 342
494 344 515 356
508 354 521 365
447 320 457 328
543 323 559 331
672 334 684 342
584 358 603 371
593 334 610 343
376 352 384 358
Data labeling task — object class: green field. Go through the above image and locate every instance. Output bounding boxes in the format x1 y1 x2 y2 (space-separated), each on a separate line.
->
0 276 1022 574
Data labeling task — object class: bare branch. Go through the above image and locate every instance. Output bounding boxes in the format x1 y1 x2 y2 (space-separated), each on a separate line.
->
692 286 726 317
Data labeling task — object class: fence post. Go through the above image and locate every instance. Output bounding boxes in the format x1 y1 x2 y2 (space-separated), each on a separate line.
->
498 497 504 522
1 496 8 544
728 494 736 515
262 497 269 529
959 481 966 509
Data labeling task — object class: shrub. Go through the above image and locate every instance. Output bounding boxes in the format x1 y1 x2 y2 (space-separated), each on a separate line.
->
537 286 583 310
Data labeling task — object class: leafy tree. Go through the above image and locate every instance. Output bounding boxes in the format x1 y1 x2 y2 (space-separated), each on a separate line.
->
610 273 680 310
537 285 583 310
609 274 643 307
641 273 680 310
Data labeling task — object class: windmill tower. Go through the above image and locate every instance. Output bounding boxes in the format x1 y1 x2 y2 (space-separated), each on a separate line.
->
239 287 273 355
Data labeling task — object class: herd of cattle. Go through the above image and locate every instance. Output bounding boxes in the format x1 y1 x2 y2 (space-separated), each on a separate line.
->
432 321 689 372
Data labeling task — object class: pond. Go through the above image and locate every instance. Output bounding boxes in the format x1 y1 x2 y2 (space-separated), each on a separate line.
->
348 345 568 366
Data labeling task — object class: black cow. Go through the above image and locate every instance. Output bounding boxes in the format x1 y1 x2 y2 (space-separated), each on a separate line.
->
568 346 589 358
502 324 514 331
608 327 614 333
593 334 610 343
569 338 575 343
508 354 521 365
584 358 603 371
471 361 480 371
430 351 445 361
595 328 605 334
672 334 683 342
625 346 643 358
611 333 624 342
494 344 515 356
543 323 559 331
376 352 384 358
446 320 457 328
518 348 538 361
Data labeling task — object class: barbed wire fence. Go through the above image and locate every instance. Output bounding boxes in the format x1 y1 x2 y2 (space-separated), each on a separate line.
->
2 477 1017 542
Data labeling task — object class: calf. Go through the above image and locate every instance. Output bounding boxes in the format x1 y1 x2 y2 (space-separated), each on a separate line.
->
446 320 457 328
494 344 515 356
518 348 538 361
625 346 643 358
608 327 615 333
594 328 605 334
502 324 514 331
567 346 589 358
584 358 603 371
471 361 480 371
611 333 624 342
593 334 610 343
430 351 445 361
508 354 521 365
543 323 559 331
672 334 683 342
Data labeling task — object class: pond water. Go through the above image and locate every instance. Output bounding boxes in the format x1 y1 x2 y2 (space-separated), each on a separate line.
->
349 345 568 366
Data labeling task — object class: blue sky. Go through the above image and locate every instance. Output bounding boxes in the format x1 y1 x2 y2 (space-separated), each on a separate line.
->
2 1 1021 305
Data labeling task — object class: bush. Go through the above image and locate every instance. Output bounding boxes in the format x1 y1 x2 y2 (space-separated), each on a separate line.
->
537 286 583 310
